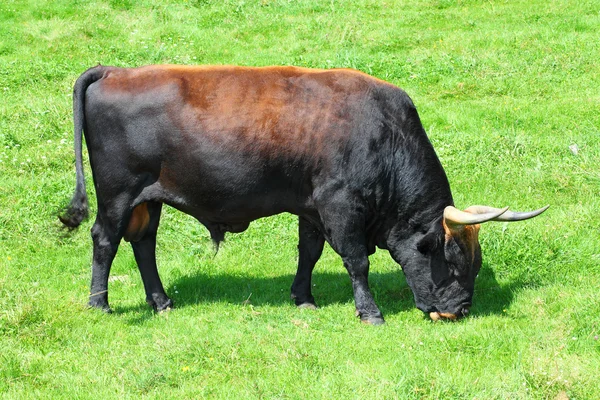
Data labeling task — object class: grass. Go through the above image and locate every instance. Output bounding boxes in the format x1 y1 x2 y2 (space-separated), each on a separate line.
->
1 0 599 398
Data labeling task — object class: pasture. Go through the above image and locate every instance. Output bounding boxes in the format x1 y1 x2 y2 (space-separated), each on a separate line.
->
1 0 599 398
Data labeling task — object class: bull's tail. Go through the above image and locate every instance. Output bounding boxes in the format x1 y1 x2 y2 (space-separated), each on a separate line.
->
59 66 106 229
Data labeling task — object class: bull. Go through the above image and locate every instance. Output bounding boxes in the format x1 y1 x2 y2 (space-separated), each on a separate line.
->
60 65 547 324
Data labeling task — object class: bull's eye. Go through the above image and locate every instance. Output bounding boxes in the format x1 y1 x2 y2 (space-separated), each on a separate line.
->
444 238 468 276
450 265 462 277
448 262 469 278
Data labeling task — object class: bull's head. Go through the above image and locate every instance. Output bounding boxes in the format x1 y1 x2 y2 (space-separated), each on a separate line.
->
400 205 548 321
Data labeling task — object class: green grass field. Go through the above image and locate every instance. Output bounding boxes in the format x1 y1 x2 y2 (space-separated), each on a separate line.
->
1 0 599 398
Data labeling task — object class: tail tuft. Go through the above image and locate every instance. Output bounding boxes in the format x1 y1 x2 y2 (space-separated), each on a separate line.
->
58 191 88 229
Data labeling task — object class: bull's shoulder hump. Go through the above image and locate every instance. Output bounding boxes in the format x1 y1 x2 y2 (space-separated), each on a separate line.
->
326 68 401 88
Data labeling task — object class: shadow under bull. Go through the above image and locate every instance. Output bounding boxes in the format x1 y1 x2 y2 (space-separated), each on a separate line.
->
115 263 514 323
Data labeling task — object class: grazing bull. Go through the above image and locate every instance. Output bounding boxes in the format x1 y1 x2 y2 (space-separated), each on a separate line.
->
60 65 547 324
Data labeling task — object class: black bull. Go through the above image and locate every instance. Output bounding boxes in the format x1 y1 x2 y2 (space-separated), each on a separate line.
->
60 65 547 324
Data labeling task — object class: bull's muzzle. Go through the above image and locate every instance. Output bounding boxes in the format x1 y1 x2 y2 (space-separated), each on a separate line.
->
429 305 470 321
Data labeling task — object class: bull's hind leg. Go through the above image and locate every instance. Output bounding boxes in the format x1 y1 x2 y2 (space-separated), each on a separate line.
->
291 217 325 308
88 210 123 312
127 202 172 312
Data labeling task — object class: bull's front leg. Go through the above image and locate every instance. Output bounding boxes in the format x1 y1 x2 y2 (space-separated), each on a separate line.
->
343 255 384 325
291 216 325 308
318 193 384 324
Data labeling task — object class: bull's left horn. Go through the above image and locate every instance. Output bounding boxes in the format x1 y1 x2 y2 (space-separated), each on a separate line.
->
465 205 550 222
443 206 509 226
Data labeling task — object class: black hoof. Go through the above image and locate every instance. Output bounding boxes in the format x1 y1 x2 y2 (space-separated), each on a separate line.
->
147 293 173 312
88 298 112 313
356 309 385 325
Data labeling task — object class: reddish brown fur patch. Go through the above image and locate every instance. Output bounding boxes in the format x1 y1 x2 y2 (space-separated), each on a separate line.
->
97 65 395 163
124 203 150 242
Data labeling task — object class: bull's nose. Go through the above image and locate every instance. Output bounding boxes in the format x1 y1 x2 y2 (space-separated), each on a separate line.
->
429 304 471 321
429 311 458 321
460 303 472 317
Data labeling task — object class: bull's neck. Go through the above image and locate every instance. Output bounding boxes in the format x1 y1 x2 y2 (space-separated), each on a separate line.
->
383 133 454 245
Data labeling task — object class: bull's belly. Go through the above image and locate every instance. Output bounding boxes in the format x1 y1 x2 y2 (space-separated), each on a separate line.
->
136 176 315 226
169 192 298 223
165 185 317 242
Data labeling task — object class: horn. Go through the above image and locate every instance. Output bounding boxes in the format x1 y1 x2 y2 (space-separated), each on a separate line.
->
465 205 550 222
443 206 509 226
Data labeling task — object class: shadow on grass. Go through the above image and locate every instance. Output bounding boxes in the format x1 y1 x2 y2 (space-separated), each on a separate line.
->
115 305 157 325
165 270 415 312
470 261 538 317
115 262 531 323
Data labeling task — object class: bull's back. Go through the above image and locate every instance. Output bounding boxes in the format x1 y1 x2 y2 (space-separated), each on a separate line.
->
91 64 394 155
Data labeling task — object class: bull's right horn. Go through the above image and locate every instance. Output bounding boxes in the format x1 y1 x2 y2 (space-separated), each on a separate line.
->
464 205 550 222
443 206 509 226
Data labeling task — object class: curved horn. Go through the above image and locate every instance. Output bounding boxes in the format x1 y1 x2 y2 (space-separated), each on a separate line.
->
465 205 549 222
443 206 509 226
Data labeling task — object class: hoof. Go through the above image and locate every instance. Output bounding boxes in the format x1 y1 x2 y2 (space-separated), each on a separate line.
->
156 300 173 312
360 316 385 326
147 293 173 312
297 302 318 310
88 301 112 314
292 294 316 308
88 295 111 313
356 309 385 325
